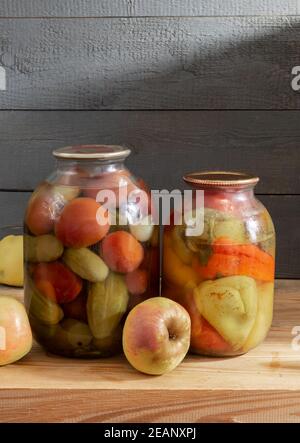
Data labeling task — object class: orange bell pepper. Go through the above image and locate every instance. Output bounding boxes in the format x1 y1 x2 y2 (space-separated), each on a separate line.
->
193 237 275 282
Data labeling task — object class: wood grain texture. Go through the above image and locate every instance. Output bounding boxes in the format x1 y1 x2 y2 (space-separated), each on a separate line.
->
0 110 299 193
0 280 300 423
0 192 298 278
0 1 297 18
1 17 300 110
1 390 300 423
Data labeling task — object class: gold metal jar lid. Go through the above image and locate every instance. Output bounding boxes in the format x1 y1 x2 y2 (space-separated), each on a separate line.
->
53 145 131 160
183 171 259 188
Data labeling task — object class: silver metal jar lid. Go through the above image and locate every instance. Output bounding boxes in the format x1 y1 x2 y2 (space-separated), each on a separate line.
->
53 145 131 160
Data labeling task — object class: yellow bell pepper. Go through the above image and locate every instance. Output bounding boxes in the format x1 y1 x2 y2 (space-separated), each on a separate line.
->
194 275 258 351
242 281 274 352
163 233 199 288
171 225 194 265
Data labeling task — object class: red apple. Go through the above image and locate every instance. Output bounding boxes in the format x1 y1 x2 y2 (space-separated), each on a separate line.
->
0 296 32 366
123 297 191 375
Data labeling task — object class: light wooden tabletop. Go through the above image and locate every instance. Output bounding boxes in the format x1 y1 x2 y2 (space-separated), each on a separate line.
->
0 280 299 423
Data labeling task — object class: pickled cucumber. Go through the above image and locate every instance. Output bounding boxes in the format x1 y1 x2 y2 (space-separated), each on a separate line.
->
29 314 58 340
87 273 129 339
46 319 93 354
26 278 64 325
63 247 109 282
54 185 80 202
25 234 64 263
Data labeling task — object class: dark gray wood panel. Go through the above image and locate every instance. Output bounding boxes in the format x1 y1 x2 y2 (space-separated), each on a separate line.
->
0 1 297 17
0 191 30 227
0 191 297 278
0 110 299 193
259 195 300 279
1 17 300 109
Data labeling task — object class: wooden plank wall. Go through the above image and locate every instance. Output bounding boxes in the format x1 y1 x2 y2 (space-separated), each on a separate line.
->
0 1 299 278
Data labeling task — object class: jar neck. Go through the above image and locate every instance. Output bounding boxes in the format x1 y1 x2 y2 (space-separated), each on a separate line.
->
55 158 127 175
197 185 257 213
203 186 255 199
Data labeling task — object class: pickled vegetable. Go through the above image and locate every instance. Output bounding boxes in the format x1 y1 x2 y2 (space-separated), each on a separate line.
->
26 278 64 325
45 319 93 355
193 237 275 282
194 276 257 350
171 225 193 265
184 291 231 355
186 208 247 252
55 197 110 248
25 234 63 263
63 247 109 282
129 215 154 242
242 281 274 352
87 273 129 339
57 319 92 349
163 233 198 288
93 325 123 356
29 314 58 340
54 185 80 202
162 172 275 357
24 145 159 358
62 293 87 323
33 262 83 304
102 231 144 273
83 169 139 206
125 269 148 295
25 183 79 236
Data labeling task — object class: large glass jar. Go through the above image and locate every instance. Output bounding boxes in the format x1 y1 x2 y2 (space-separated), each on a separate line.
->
24 145 159 358
162 172 275 357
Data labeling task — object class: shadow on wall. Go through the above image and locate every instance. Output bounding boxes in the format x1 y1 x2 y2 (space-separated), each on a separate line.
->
1 17 299 109
0 18 300 191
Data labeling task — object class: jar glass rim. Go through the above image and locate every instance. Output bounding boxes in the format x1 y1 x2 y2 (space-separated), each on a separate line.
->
183 171 259 188
53 144 131 160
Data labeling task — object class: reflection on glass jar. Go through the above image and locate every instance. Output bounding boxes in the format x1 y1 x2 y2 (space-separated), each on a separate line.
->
24 145 159 358
162 171 275 357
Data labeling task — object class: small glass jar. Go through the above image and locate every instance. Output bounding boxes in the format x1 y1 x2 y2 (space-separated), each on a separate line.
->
162 171 275 357
24 145 159 358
